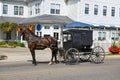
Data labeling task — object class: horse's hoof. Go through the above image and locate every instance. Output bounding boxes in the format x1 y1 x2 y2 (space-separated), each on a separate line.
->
48 61 54 65
32 62 37 66
55 60 59 64
34 63 37 66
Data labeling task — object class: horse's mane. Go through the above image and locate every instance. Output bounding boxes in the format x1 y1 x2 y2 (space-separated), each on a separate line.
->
26 28 41 38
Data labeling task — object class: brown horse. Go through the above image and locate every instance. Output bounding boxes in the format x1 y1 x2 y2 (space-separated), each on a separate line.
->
17 26 59 65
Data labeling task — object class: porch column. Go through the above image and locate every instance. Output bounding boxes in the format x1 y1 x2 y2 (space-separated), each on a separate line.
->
16 31 18 41
21 36 23 42
59 25 63 48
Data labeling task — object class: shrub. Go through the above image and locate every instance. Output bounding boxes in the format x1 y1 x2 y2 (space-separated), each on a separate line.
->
8 42 17 47
0 41 25 48
17 42 25 47
0 41 7 45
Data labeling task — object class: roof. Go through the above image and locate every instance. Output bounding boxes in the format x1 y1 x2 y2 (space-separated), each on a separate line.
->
0 15 73 24
65 21 93 28
19 15 73 24
0 16 25 24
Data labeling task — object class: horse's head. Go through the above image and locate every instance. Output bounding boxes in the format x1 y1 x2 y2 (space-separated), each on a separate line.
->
17 26 27 36
17 26 34 41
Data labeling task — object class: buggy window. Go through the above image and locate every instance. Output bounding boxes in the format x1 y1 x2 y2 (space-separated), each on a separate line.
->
63 33 72 42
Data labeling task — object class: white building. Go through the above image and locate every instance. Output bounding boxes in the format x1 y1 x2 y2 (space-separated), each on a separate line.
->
0 0 120 52
65 0 120 51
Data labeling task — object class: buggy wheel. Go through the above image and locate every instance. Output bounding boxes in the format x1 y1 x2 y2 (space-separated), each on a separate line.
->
90 46 105 64
65 48 80 65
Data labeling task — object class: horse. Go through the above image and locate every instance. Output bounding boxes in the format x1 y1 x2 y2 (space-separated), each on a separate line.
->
17 26 59 65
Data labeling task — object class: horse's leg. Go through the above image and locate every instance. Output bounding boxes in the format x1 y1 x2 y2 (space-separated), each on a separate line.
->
29 48 37 65
49 49 59 64
54 49 59 63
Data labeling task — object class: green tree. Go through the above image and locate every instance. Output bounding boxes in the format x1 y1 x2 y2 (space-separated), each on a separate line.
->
0 22 18 41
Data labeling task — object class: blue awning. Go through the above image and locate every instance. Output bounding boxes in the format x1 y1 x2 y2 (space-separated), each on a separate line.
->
65 21 93 28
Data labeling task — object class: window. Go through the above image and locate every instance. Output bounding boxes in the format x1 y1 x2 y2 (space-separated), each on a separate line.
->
102 32 106 40
85 4 89 14
111 7 115 17
44 35 50 37
63 33 72 42
54 32 59 39
111 31 119 40
50 3 60 14
98 31 106 41
19 6 24 15
94 5 98 15
98 32 102 40
44 25 50 29
6 32 11 40
56 4 60 14
51 3 55 14
29 6 32 15
53 25 59 29
3 5 8 14
36 32 42 37
14 6 24 15
103 6 107 16
35 3 40 14
14 6 18 15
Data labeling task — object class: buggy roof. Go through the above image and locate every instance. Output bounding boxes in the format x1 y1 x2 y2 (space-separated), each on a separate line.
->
65 21 93 28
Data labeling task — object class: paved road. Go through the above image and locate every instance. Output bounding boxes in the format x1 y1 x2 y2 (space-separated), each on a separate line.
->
0 58 120 80
0 48 120 80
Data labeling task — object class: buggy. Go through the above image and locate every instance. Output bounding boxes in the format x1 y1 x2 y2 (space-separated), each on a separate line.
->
60 29 105 64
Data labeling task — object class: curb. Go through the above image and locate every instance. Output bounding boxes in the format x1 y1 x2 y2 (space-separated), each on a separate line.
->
105 55 120 59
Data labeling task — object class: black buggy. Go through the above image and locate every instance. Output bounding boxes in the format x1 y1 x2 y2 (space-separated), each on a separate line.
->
60 29 105 64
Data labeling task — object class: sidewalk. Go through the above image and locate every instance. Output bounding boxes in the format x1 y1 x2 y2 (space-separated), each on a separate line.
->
0 47 120 63
0 47 52 62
